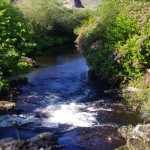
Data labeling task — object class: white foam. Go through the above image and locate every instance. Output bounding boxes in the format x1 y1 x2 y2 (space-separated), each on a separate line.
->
87 107 113 112
36 102 98 127
0 102 114 129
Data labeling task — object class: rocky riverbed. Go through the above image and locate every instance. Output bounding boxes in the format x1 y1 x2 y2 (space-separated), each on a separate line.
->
0 132 65 150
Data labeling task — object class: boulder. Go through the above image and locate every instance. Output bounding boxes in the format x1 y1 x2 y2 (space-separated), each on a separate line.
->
26 132 58 148
0 138 25 150
0 101 16 111
0 132 65 150
0 138 14 145
116 124 150 150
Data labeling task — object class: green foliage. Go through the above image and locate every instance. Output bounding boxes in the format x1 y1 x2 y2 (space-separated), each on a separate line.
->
15 0 91 50
75 0 126 79
107 2 150 79
0 0 34 89
0 71 4 88
17 62 31 73
76 0 150 80
123 75 150 118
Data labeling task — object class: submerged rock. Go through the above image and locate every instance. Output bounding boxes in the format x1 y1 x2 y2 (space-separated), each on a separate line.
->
0 137 25 150
116 124 150 150
0 132 65 150
0 137 14 145
0 101 16 112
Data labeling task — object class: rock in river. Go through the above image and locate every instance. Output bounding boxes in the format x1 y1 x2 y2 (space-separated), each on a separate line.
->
116 124 150 150
0 101 16 112
0 132 65 150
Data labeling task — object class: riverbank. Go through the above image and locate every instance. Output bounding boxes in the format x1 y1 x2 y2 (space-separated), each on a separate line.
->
115 71 150 149
83 61 150 150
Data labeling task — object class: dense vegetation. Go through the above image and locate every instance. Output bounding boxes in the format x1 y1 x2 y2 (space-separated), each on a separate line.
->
14 0 91 51
0 0 35 89
76 0 150 80
75 0 150 117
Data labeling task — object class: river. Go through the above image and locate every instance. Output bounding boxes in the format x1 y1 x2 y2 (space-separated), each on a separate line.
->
0 45 142 150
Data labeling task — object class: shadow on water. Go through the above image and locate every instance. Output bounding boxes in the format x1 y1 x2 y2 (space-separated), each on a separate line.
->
0 45 143 150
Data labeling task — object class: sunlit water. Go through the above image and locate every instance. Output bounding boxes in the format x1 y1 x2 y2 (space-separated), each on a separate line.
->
0 45 142 149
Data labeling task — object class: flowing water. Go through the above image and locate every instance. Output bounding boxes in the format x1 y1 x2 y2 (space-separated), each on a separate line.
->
0 45 142 150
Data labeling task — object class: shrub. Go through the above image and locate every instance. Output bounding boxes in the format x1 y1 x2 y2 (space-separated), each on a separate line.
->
17 62 31 73
123 75 150 118
75 0 150 81
107 1 150 79
75 0 127 79
0 0 34 89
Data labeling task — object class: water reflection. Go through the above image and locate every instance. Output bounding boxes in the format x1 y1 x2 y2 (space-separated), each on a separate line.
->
32 45 78 67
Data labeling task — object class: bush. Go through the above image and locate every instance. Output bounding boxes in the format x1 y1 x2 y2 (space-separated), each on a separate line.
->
75 0 150 81
75 0 127 79
17 62 31 73
107 1 150 79
123 75 150 118
0 0 34 89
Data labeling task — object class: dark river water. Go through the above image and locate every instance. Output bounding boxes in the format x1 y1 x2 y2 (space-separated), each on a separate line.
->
0 45 142 150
